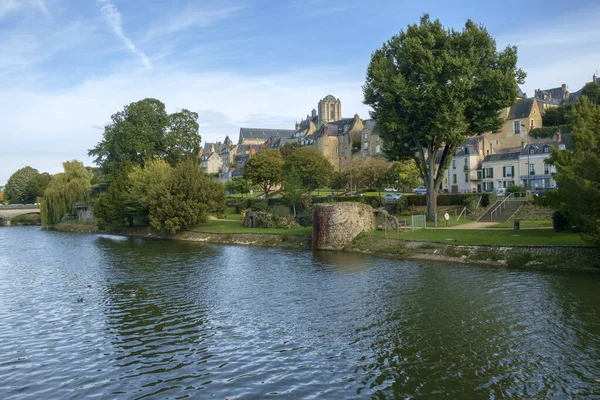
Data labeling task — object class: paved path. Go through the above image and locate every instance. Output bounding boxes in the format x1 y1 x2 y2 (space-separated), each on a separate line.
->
428 221 552 230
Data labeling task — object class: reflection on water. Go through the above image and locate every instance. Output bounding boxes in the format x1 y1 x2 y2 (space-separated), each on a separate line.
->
0 227 599 399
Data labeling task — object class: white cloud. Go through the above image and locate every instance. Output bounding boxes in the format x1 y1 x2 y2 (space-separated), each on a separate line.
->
0 0 48 18
0 66 369 183
96 0 151 69
496 5 600 95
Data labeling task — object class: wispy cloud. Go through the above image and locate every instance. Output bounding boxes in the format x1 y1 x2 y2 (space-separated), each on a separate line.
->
0 0 48 18
142 4 244 42
96 0 151 69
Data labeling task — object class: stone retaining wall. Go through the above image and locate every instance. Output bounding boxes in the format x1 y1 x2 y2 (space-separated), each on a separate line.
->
312 203 374 251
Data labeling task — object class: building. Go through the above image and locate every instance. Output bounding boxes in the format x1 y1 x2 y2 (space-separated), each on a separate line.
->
200 151 223 175
317 95 341 127
480 152 520 192
237 128 295 147
518 142 561 190
484 95 543 149
442 136 495 193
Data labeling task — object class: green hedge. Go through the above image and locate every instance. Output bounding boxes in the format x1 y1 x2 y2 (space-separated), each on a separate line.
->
407 193 495 207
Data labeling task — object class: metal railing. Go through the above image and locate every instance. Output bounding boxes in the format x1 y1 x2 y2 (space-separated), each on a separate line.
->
489 192 514 221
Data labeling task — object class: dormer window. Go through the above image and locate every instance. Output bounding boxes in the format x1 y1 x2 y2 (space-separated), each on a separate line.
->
543 145 549 153
529 146 536 155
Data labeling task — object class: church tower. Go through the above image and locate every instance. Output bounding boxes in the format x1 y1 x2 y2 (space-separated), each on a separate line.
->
317 95 341 127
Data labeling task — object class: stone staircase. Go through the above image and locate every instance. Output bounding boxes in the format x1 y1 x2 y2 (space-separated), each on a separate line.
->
478 198 525 223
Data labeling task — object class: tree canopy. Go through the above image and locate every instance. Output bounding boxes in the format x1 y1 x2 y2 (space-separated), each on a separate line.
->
243 149 284 198
388 160 421 190
284 147 333 193
88 98 201 176
364 15 524 218
549 97 600 245
5 166 43 204
40 161 93 226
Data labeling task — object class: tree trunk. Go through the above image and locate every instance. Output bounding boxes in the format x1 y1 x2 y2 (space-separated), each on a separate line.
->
426 153 437 221
293 203 296 217
128 216 134 227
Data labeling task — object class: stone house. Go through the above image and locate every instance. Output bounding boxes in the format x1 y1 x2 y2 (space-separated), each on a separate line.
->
237 128 295 147
518 141 561 190
484 96 543 149
442 136 495 193
480 152 520 192
200 150 223 175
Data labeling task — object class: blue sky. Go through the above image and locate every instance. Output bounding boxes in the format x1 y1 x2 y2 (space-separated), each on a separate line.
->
1 0 599 184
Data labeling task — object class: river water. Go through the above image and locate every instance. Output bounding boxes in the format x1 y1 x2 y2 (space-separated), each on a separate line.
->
0 227 599 399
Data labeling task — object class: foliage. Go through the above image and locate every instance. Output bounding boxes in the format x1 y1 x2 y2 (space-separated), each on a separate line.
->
26 172 52 201
284 147 334 193
388 160 421 190
506 185 527 197
279 141 301 160
552 210 570 232
226 176 251 197
342 158 365 191
243 149 284 198
549 97 600 245
530 124 571 139
93 166 141 228
295 211 313 227
88 98 201 176
330 171 348 190
364 15 524 219
5 166 41 204
581 82 600 105
361 158 391 190
0 191 4 203
41 161 93 226
281 167 304 216
541 105 571 127
146 159 226 233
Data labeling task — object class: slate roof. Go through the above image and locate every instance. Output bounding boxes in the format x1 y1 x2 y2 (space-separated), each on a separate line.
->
483 152 520 163
239 128 295 140
314 118 357 137
267 136 299 149
363 119 377 133
517 86 527 98
507 98 535 120
454 137 480 157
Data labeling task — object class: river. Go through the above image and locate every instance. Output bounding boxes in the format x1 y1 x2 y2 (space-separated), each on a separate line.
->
0 227 599 399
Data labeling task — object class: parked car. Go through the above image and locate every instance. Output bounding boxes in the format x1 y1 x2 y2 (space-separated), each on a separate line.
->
383 193 403 203
494 187 507 197
384 187 398 192
413 186 427 195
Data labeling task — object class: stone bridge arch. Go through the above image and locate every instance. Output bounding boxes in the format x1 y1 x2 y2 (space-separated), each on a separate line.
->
0 206 41 226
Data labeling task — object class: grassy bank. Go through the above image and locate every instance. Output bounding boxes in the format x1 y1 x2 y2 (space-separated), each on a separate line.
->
368 228 586 246
190 220 312 236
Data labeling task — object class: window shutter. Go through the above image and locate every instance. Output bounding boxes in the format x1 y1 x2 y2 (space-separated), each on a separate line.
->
503 166 506 177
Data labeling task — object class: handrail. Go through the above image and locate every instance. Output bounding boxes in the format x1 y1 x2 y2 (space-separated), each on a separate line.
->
489 192 514 221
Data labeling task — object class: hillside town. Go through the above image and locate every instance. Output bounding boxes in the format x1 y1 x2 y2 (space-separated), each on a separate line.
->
200 73 600 194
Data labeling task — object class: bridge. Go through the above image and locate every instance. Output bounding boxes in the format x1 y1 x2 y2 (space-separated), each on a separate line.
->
0 205 41 226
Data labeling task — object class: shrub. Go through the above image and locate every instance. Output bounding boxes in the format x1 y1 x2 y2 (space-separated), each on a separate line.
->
271 205 291 218
507 185 527 198
295 211 313 227
506 252 534 268
552 210 570 232
251 200 268 212
392 195 409 213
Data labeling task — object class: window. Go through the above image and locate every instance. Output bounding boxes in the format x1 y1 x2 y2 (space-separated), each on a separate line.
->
464 172 469 183
464 158 468 169
453 174 457 184
477 170 482 180
375 144 381 153
504 180 515 188
503 165 514 177
364 133 368 139
530 119 535 129
363 142 368 149
543 145 550 153
529 146 536 155
453 160 456 169
484 167 493 179
376 135 380 142
484 181 494 192
530 164 535 175
544 163 550 175
514 120 521 134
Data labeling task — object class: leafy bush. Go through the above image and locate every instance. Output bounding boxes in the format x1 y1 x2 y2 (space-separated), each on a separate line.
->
507 185 527 197
391 195 409 213
251 200 268 212
553 210 570 232
271 205 291 218
506 252 533 268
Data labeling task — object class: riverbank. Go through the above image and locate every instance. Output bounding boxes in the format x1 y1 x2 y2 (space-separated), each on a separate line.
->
51 222 600 273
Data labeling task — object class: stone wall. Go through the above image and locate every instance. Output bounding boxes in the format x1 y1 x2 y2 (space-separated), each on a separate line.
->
312 202 374 251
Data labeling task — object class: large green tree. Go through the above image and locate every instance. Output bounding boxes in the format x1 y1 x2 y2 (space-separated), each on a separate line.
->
41 161 92 226
243 149 284 198
88 98 201 176
279 141 301 160
388 160 421 191
361 158 391 201
284 147 334 193
94 166 141 228
364 15 524 218
226 176 251 197
549 97 600 245
5 166 41 204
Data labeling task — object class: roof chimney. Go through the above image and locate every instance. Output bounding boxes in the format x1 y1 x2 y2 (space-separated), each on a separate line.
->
295 122 300 130
594 73 598 85
311 108 317 119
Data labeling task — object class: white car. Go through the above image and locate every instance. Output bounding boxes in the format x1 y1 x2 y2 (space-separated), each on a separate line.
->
384 188 398 192
494 188 507 197
413 186 427 195
383 193 403 203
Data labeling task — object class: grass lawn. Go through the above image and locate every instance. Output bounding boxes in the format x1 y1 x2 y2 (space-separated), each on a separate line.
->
190 220 312 236
311 189 346 196
487 220 553 229
368 228 586 246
